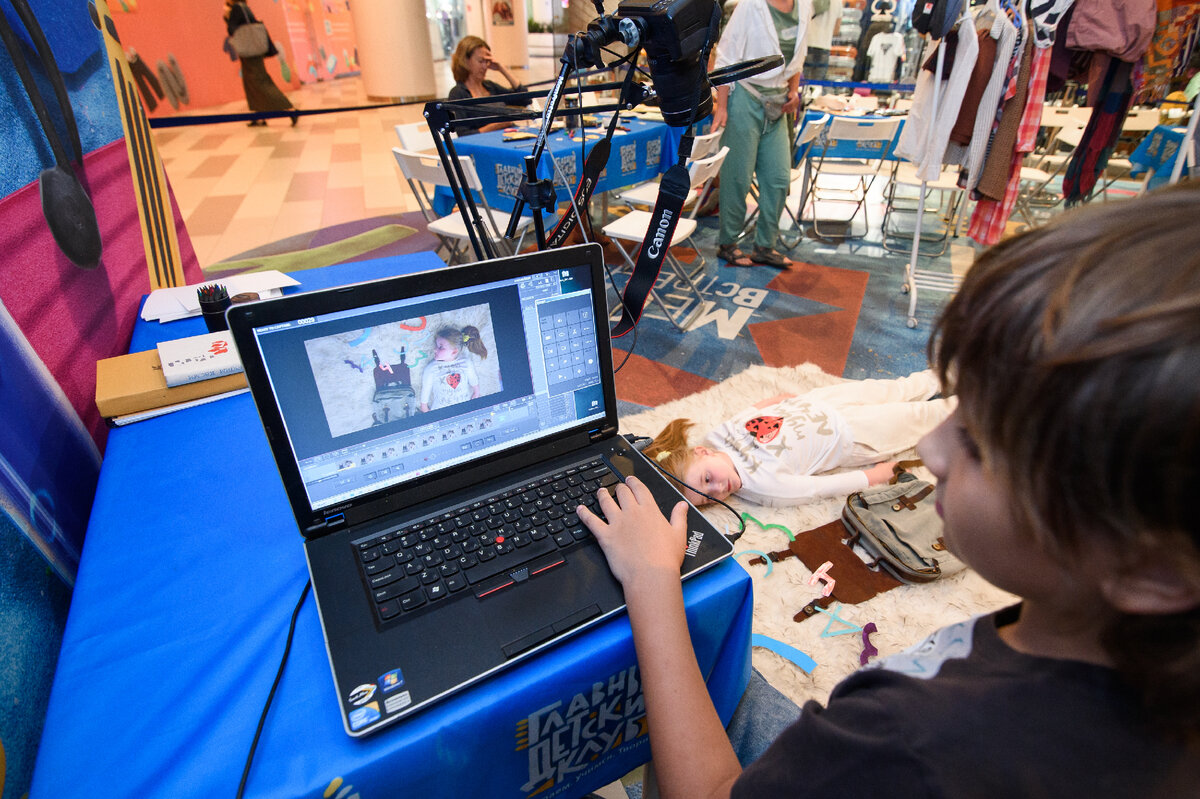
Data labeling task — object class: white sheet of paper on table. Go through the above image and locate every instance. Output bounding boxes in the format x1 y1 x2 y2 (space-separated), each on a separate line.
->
141 271 301 323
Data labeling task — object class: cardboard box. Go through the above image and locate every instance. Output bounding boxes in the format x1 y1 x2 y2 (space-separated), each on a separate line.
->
96 348 247 418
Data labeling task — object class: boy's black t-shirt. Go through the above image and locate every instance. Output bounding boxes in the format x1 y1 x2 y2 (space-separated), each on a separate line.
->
733 607 1200 798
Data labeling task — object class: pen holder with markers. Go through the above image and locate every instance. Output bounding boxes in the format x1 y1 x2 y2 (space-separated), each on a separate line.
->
197 283 231 332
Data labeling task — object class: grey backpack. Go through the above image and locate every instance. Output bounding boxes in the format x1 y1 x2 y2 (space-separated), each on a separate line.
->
841 466 961 584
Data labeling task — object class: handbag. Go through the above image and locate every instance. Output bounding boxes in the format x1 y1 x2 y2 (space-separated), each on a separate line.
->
841 464 962 584
229 22 270 58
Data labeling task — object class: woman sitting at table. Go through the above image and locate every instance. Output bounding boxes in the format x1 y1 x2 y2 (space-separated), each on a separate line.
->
448 36 531 134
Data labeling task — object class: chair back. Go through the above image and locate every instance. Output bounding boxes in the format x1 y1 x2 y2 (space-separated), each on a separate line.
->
1041 104 1092 129
812 116 902 174
395 122 436 153
689 129 723 161
1122 107 1160 133
825 115 902 145
391 147 486 219
1054 124 1086 149
794 113 830 164
686 145 728 217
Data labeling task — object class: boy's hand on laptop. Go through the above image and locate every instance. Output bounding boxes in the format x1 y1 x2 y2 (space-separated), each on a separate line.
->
578 477 689 587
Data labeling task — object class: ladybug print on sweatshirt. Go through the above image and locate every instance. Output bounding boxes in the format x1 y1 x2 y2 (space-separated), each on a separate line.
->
745 415 783 444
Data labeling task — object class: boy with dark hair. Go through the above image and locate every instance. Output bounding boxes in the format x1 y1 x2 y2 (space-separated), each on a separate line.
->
578 182 1200 798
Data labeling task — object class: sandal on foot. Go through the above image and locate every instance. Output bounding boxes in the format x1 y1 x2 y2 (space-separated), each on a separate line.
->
750 246 792 268
717 244 754 267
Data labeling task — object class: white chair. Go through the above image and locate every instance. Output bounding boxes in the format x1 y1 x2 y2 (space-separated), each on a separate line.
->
613 145 729 275
689 128 724 160
1020 123 1085 212
391 147 530 264
778 113 831 244
806 116 902 239
881 160 965 256
600 147 730 330
395 122 437 154
614 131 724 211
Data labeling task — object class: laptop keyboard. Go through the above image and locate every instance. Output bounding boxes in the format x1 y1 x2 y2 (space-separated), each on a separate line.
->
355 459 621 624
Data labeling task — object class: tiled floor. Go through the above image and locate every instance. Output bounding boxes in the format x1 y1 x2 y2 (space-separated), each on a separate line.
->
155 58 560 268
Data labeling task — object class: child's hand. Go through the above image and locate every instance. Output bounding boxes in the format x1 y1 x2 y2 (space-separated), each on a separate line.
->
864 461 899 485
577 477 689 587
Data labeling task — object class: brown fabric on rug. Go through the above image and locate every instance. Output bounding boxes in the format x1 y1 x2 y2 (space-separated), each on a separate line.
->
751 519 902 605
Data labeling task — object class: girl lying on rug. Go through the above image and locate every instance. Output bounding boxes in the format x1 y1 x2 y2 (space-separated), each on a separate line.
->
643 370 953 507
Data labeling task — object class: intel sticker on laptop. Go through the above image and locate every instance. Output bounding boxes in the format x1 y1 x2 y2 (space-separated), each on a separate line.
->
348 702 381 731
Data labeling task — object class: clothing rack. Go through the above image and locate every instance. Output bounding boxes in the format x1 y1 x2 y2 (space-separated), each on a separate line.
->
902 2 971 329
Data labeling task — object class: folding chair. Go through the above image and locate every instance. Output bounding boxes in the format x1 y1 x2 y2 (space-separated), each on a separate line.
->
778 113 831 244
807 116 902 239
1013 165 1056 227
613 146 729 276
1020 123 1084 211
390 147 530 264
600 147 730 330
881 160 964 256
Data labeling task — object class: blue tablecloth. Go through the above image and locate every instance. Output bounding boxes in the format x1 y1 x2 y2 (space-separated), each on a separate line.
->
436 114 686 216
30 252 753 799
1128 124 1192 189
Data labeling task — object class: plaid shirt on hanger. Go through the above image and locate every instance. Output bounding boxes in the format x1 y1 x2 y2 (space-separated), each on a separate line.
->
968 45 1053 245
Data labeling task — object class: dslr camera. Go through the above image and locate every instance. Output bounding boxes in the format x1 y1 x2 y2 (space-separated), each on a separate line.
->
574 0 717 126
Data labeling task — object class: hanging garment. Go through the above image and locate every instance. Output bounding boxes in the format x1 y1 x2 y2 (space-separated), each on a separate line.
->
855 16 894 80
1062 57 1135 205
866 30 906 82
1028 0 1079 48
954 9 1020 192
967 44 1052 245
947 19 1000 146
976 27 1035 201
1064 0 1157 62
893 12 980 181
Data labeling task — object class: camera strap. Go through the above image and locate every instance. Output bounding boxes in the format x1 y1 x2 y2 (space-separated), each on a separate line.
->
610 158 690 338
545 136 607 248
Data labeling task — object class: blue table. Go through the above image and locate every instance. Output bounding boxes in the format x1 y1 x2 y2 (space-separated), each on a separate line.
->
436 114 686 216
1128 124 1192 190
30 252 753 799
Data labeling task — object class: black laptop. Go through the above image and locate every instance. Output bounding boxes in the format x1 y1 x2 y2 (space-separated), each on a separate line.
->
227 243 734 737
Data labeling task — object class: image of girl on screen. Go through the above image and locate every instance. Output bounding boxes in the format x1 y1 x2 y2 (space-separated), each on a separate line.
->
419 325 487 412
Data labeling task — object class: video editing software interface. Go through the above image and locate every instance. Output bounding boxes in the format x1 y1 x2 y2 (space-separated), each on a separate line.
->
250 265 607 511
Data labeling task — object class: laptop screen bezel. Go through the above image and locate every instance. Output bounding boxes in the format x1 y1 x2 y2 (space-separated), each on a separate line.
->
227 243 618 539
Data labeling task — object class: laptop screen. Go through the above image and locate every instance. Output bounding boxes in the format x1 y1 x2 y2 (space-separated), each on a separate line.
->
244 262 607 512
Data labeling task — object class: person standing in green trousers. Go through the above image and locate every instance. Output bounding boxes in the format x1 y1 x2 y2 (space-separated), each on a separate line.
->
712 0 810 268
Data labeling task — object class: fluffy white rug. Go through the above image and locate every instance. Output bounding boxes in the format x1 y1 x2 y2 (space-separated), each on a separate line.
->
621 363 1016 707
